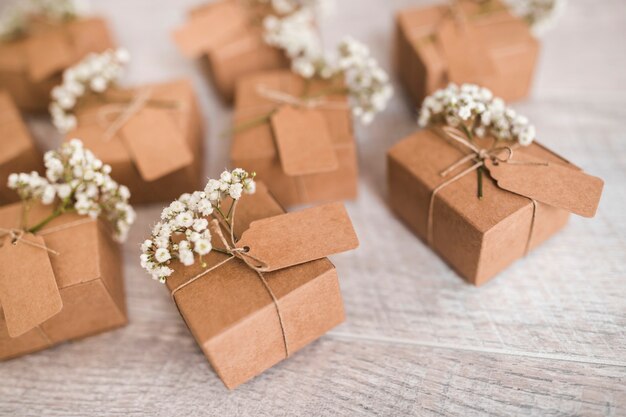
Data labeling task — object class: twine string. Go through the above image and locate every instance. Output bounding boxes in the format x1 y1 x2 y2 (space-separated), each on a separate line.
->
98 87 153 141
0 228 59 255
256 85 349 111
426 126 544 256
170 204 290 358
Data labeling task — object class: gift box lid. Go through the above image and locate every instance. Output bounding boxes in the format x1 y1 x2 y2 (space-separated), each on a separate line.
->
173 0 253 59
397 0 537 81
388 129 578 233
0 17 113 81
164 182 339 344
68 78 197 180
231 71 354 167
0 202 120 337
0 91 34 164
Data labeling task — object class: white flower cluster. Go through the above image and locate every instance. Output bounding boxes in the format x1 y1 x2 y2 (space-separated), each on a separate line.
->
7 139 136 241
503 0 566 36
418 83 536 146
258 0 333 17
0 0 80 41
338 37 393 125
263 8 329 79
263 14 392 124
140 169 256 283
50 48 130 133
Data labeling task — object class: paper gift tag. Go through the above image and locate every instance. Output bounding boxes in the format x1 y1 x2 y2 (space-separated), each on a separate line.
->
484 158 604 218
0 234 62 338
437 18 497 82
172 2 248 58
270 106 339 176
26 30 74 81
120 107 194 182
236 202 359 272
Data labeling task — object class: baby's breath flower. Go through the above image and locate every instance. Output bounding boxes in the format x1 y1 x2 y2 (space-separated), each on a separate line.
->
7 139 135 241
50 48 130 133
0 0 80 41
503 0 566 36
140 169 256 283
418 83 536 146
337 37 393 125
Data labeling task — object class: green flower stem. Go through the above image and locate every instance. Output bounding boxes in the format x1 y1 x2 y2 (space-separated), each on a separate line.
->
212 247 231 256
26 200 75 234
223 110 277 138
27 209 63 234
461 124 474 142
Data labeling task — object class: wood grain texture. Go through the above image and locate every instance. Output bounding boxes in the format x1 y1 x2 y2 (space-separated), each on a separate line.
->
1 0 625 415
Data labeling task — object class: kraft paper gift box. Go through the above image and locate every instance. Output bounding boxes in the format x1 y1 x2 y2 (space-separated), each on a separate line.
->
387 129 604 286
173 0 288 102
0 203 127 360
65 79 204 205
164 183 358 389
0 17 114 112
0 91 43 205
230 70 358 208
395 0 539 106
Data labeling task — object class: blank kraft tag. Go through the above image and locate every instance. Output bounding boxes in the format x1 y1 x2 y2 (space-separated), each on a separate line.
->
0 234 62 338
437 19 497 82
172 2 248 58
484 158 604 218
270 105 339 176
236 203 359 272
121 107 194 182
26 31 74 81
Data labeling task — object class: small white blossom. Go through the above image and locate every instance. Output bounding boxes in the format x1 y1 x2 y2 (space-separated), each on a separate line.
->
418 83 536 146
140 169 256 283
49 48 130 133
154 248 171 263
194 239 212 255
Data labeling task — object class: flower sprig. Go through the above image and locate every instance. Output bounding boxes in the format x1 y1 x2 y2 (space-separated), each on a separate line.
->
418 83 536 146
140 169 256 283
260 1 392 124
50 48 130 133
8 139 135 242
503 0 566 36
337 37 393 125
0 0 80 41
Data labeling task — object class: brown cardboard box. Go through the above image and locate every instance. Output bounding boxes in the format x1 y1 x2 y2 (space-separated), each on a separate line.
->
395 0 538 106
387 129 581 285
0 203 127 360
0 91 44 205
230 70 358 208
173 0 288 102
65 79 204 205
164 183 349 389
0 17 115 112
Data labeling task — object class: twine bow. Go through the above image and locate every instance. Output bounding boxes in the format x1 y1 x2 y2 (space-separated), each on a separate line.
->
170 201 290 358
427 125 545 255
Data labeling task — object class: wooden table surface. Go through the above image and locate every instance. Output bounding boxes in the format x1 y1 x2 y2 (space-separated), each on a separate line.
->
2 0 625 415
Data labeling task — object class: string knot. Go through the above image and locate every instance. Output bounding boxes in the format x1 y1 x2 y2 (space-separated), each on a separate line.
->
0 227 59 255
